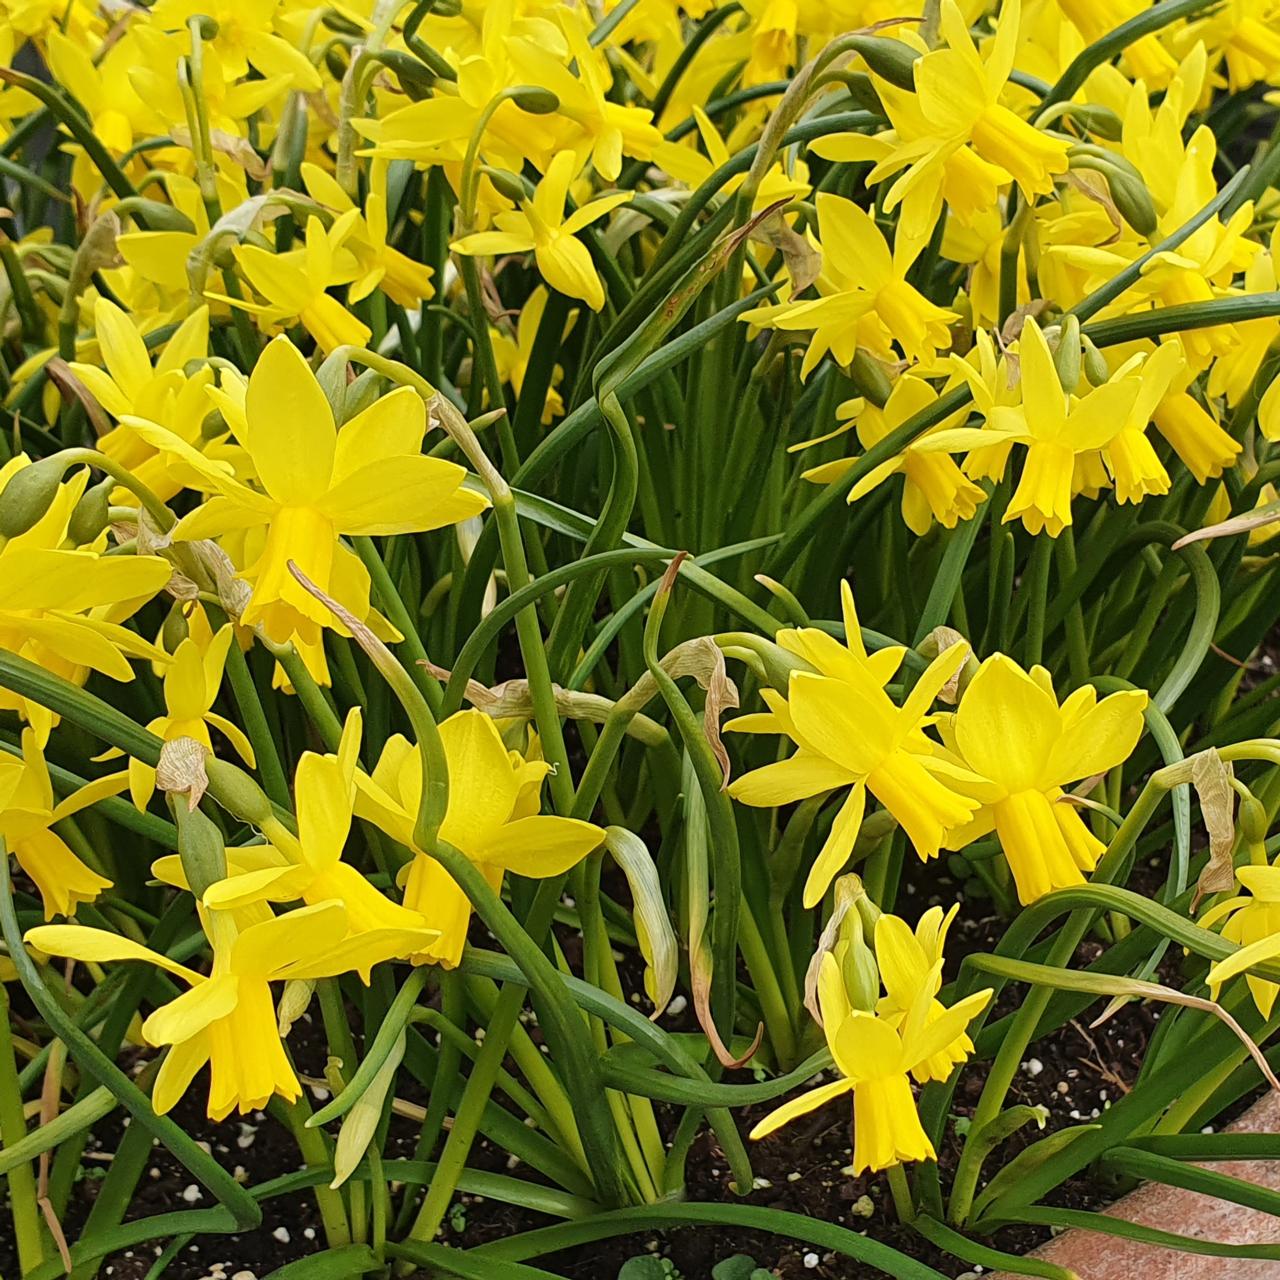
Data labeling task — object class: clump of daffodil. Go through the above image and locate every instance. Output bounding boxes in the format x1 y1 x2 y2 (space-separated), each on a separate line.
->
752 907 990 1173
26 900 431 1119
121 337 488 676
740 194 956 378
355 710 606 967
939 655 1148 903
727 582 984 907
452 149 631 312
0 730 124 919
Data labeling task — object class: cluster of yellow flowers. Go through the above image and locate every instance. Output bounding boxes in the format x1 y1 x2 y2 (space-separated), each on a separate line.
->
0 0 1279 1190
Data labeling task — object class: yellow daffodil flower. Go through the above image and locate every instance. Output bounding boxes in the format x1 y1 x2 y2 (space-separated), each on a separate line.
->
491 287 568 423
914 0 1070 198
101 625 254 811
942 655 1148 903
922 318 1141 536
198 710 430 956
452 149 631 312
301 162 436 309
728 594 983 906
355 710 605 967
739 194 956 378
121 336 488 656
215 214 372 354
26 900 430 1118
751 950 990 1173
1202 863 1280 1016
800 375 986 535
69 301 216 505
0 457 172 741
1 731 125 918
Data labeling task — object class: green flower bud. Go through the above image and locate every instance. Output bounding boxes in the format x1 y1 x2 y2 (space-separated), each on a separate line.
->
162 602 191 654
0 456 68 538
200 408 228 440
1081 335 1110 386
1239 789 1269 847
482 166 532 204
172 801 227 900
1051 314 1081 392
846 35 920 91
511 86 560 115
66 476 112 545
838 913 881 1013
204 757 275 827
189 13 219 38
1106 170 1158 237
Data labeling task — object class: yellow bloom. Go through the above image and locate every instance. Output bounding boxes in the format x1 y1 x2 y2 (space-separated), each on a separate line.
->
728 589 982 907
916 0 1070 198
0 457 172 741
215 214 372 354
453 150 630 312
943 655 1148 903
739 194 956 378
199 710 430 955
922 318 1141 536
750 950 989 1173
800 375 986 535
26 900 427 1118
103 625 255 811
69 302 216 505
1149 339 1242 483
1202 864 1280 1017
1179 0 1280 92
491 287 567 424
355 710 605 967
1 731 124 919
301 162 436 309
122 337 488 654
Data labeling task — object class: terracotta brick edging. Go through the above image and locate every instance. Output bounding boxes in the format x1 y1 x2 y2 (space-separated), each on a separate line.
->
990 1092 1280 1280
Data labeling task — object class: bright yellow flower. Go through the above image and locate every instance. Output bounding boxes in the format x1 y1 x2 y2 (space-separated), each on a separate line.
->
215 214 372 354
1179 0 1280 92
452 150 631 312
301 162 436 309
942 655 1148 903
491 287 567 424
0 457 172 742
198 710 430 954
69 302 216 505
1202 863 1280 1017
922 318 1140 536
913 0 1070 199
750 949 989 1173
355 710 605 967
26 900 428 1118
1 731 124 919
101 625 254 812
739 194 956 378
728 592 982 907
122 336 488 653
800 375 986 535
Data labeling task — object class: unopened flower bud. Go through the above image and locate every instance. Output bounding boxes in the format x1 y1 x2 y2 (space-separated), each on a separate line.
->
162 603 191 654
846 35 920 91
189 13 219 38
171 796 226 899
1051 314 1081 393
511 86 560 115
1081 335 1110 386
66 476 112 545
0 455 68 538
200 408 228 440
1239 789 1269 847
482 166 531 204
838 912 881 1012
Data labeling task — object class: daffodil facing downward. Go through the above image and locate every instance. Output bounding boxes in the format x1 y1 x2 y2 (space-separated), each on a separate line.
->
728 583 984 907
942 655 1148 903
26 901 432 1119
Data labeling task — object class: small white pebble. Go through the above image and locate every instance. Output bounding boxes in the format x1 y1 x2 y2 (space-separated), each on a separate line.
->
1202 1124 1215 1134
232 1272 256 1280
303 1228 316 1241
1024 1058 1043 1077
787 1171 802 1183
753 1177 772 1190
309 1085 330 1102
181 1185 202 1204
803 1253 820 1270
851 1194 875 1218
667 995 688 1016
272 1227 290 1244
